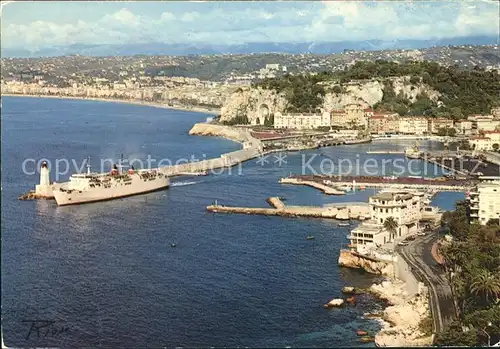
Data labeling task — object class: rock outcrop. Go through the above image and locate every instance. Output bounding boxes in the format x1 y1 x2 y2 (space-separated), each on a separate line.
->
189 122 259 145
220 78 440 124
338 249 394 276
391 76 440 103
220 87 288 124
323 298 344 308
371 279 433 347
323 80 385 110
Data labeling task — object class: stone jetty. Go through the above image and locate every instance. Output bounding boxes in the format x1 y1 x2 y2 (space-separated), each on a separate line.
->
160 123 266 177
206 197 369 220
285 174 471 192
279 177 345 195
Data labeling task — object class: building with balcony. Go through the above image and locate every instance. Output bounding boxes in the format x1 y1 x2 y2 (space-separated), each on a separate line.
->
347 190 427 253
398 117 429 135
368 113 400 134
456 120 473 135
429 118 454 134
273 112 331 130
344 104 369 128
468 131 500 151
467 178 500 225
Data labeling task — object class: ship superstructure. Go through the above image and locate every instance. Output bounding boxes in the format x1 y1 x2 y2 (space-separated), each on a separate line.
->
52 157 169 206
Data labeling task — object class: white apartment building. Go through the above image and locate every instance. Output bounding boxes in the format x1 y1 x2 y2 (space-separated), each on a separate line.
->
456 120 473 135
274 112 331 130
468 131 500 151
429 118 454 134
468 178 500 225
344 104 369 128
348 190 425 253
398 117 429 135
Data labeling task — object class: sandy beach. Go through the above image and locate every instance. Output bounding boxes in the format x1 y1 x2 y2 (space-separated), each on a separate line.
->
1 93 220 115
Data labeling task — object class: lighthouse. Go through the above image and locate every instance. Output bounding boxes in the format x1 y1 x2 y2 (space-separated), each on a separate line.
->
40 161 50 186
35 161 52 197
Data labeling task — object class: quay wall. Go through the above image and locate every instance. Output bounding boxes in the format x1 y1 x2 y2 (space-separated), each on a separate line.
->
161 123 263 176
332 181 467 192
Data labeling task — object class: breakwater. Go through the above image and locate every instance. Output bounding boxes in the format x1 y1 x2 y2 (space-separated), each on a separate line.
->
279 177 345 195
206 197 370 220
286 175 472 192
161 123 264 176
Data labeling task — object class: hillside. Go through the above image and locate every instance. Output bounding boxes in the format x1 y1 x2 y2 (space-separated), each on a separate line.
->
252 61 500 118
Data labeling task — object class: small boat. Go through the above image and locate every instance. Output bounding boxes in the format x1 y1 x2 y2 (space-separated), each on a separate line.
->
338 223 350 227
306 236 315 240
356 330 368 336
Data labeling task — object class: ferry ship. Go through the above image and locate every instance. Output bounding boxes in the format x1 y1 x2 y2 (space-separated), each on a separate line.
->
52 158 169 206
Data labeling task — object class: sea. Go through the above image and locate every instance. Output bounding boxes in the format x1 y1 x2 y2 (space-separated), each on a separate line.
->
1 96 464 348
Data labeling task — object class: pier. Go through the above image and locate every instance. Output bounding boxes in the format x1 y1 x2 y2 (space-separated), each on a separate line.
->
279 177 345 195
366 150 404 155
207 197 370 220
285 175 474 192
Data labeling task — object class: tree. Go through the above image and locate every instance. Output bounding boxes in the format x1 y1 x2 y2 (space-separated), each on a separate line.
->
383 217 399 241
469 270 500 303
264 113 274 127
437 127 457 137
435 321 478 346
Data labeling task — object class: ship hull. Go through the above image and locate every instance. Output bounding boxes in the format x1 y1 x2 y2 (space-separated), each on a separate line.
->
53 175 169 206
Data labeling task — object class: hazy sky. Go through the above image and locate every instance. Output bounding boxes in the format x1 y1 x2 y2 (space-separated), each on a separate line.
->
1 1 499 50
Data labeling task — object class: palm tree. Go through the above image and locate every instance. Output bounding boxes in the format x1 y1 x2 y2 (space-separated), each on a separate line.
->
469 270 500 303
384 217 399 242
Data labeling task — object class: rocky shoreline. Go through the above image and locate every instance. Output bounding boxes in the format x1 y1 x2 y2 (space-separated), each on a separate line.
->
370 279 433 347
338 250 432 347
1 93 220 115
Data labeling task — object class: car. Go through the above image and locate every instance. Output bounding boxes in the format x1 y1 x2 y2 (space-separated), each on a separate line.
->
417 232 427 236
398 241 410 246
405 235 416 241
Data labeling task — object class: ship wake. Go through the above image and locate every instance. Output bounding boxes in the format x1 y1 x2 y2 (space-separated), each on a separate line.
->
171 181 198 187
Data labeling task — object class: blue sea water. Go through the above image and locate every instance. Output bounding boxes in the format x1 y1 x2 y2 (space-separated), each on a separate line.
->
1 97 464 348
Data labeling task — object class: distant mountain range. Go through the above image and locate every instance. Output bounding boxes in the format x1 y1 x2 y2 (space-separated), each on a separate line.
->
2 36 498 58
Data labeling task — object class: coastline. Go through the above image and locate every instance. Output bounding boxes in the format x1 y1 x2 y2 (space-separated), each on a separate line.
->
370 279 433 347
0 93 220 115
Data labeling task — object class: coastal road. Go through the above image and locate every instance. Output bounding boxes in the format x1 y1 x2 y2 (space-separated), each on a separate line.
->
396 231 456 336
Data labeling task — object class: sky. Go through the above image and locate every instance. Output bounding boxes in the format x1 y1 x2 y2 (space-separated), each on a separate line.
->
1 1 499 51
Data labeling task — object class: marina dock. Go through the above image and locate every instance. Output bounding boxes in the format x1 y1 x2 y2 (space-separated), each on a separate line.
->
207 197 370 220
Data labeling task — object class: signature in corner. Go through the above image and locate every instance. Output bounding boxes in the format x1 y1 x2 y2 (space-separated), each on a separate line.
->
22 319 71 341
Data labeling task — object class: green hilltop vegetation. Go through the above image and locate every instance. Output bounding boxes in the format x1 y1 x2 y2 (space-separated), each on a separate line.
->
436 203 500 346
253 60 500 118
